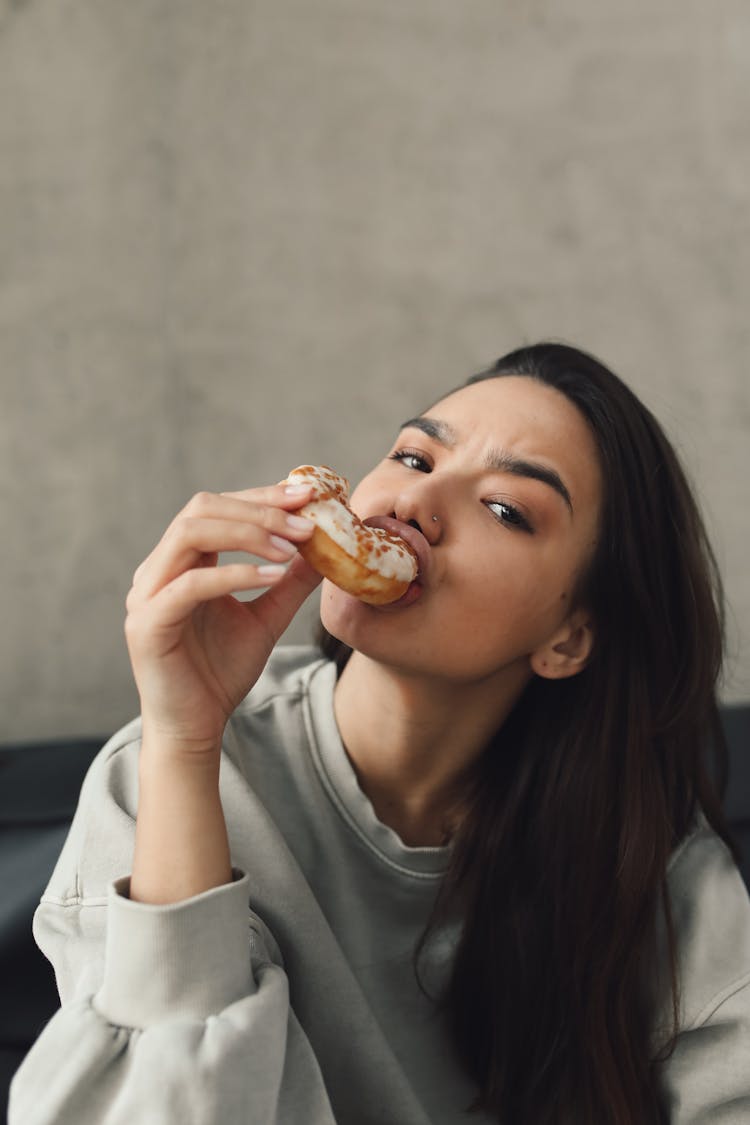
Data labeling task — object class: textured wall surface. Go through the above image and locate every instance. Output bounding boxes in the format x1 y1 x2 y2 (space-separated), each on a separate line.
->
1 0 748 739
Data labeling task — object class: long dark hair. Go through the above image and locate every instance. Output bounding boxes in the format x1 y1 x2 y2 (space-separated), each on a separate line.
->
318 342 740 1123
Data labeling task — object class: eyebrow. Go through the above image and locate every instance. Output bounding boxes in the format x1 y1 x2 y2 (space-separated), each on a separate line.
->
399 415 574 514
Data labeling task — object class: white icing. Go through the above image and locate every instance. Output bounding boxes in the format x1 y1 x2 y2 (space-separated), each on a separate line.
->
287 466 417 582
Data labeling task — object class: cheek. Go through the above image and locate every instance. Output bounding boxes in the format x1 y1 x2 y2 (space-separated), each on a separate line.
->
454 546 535 609
451 550 573 648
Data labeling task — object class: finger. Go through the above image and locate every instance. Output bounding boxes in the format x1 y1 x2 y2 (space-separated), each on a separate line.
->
128 562 289 637
220 481 314 510
247 556 323 644
131 511 315 604
182 486 313 521
132 486 314 584
134 547 219 588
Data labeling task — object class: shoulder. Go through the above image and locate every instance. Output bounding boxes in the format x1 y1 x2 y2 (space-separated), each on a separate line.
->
45 647 332 902
654 825 750 1120
665 820 750 1031
80 645 330 799
223 645 336 787
38 720 144 907
238 644 330 712
228 645 331 738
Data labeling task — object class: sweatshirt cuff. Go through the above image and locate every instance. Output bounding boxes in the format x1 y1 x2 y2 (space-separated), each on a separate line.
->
94 868 256 1028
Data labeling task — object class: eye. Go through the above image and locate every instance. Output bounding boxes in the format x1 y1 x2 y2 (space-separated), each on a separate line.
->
388 449 432 473
485 499 534 534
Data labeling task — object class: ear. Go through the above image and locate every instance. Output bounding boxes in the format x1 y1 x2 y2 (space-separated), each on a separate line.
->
530 609 595 680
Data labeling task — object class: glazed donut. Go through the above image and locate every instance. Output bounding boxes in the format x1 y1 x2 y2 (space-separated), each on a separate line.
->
284 465 419 605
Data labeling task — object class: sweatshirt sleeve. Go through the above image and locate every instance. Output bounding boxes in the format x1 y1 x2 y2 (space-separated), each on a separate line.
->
8 727 338 1125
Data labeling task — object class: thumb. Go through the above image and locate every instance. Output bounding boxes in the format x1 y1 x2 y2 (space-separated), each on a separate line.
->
280 555 324 601
251 555 323 642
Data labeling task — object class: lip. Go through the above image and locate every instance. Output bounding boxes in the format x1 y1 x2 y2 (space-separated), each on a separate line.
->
362 515 431 584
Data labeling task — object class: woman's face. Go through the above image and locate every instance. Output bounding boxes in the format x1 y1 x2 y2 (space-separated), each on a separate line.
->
320 375 603 686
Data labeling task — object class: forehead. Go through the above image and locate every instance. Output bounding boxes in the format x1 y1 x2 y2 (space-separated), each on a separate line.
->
425 375 602 507
428 376 592 450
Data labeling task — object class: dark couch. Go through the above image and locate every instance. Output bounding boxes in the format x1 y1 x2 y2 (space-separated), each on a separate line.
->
2 711 749 1120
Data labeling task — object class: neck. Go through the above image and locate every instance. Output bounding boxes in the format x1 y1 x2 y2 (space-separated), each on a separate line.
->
332 652 530 847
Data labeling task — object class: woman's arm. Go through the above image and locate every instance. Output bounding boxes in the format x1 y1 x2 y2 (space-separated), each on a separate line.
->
8 485 330 1122
131 744 231 903
123 483 319 904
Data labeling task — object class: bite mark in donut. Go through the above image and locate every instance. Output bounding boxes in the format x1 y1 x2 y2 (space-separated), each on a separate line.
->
284 465 419 605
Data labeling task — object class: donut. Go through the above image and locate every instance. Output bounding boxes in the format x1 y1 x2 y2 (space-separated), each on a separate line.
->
284 465 419 605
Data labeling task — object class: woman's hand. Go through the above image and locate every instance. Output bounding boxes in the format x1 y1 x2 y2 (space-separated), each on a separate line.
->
124 483 321 759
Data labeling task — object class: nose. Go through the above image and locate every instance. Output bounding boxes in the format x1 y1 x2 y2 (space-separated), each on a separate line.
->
392 487 443 546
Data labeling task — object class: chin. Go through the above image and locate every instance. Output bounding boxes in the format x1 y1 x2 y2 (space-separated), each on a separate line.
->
318 583 430 679
319 580 372 647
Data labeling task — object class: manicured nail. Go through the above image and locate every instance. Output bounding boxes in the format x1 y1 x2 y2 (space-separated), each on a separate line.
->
286 514 313 531
269 535 297 556
284 484 312 496
257 564 287 578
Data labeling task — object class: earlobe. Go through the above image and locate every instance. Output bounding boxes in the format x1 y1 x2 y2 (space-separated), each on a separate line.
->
530 612 595 680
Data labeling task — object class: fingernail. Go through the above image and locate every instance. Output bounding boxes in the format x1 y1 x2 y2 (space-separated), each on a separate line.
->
284 484 312 496
269 535 297 556
257 564 287 577
286 514 313 531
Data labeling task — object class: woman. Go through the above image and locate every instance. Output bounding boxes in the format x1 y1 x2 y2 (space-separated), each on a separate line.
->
11 343 750 1124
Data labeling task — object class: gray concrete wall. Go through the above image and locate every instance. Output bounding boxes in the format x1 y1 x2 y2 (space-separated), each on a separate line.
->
1 0 748 740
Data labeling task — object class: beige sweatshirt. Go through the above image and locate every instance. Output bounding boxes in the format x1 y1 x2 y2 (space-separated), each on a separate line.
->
10 647 750 1124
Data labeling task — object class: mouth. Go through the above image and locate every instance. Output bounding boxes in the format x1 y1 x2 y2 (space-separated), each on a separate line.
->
361 515 431 585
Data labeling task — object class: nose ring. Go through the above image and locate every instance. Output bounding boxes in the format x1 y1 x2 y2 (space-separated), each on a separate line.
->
431 515 439 522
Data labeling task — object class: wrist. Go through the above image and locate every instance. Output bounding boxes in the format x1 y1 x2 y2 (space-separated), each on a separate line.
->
139 716 224 767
